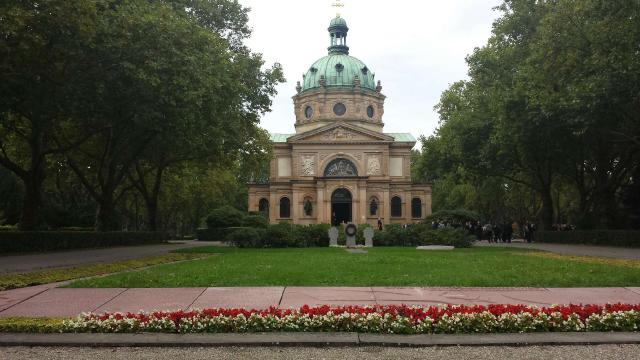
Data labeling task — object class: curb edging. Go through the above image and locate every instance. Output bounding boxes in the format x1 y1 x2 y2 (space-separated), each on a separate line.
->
0 332 639 347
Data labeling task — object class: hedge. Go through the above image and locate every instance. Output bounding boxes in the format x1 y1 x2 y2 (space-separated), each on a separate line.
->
373 224 473 248
536 231 640 248
197 227 249 241
0 231 169 254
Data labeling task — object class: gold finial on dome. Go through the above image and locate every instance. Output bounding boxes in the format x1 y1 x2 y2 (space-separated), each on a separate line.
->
332 0 344 17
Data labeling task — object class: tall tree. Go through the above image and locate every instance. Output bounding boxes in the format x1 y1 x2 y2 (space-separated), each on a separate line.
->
0 0 101 229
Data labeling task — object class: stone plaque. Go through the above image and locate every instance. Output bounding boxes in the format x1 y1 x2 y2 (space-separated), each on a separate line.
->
364 227 374 247
301 155 315 176
367 156 381 176
328 227 339 247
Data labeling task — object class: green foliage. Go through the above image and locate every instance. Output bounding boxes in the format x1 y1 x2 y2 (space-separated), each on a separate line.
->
414 0 640 230
374 224 473 248
426 209 480 224
242 214 269 229
0 318 65 333
206 206 246 229
0 232 168 254
536 231 640 248
224 227 266 248
0 0 283 231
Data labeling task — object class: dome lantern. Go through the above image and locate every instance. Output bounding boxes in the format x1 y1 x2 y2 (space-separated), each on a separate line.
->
328 16 349 55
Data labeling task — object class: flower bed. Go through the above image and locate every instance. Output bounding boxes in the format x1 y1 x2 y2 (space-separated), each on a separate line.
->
63 304 640 334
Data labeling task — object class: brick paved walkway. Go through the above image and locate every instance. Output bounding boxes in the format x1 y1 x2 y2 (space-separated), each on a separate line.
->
2 286 640 317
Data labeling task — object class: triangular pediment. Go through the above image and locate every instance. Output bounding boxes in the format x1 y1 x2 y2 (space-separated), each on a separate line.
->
288 122 395 143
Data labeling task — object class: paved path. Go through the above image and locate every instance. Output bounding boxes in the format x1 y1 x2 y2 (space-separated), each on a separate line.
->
475 241 640 260
2 286 640 317
0 241 220 274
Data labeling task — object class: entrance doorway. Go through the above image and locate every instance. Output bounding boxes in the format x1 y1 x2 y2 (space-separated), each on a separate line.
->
331 188 352 225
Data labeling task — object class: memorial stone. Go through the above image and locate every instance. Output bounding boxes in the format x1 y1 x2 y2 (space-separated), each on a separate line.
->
364 227 374 247
328 227 339 246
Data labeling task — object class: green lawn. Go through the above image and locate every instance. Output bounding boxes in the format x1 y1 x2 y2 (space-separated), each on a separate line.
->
67 247 640 288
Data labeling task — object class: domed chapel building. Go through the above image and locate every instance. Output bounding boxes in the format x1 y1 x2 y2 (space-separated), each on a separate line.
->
248 16 432 226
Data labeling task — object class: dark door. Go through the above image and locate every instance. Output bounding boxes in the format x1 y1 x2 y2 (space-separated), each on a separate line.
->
331 188 352 225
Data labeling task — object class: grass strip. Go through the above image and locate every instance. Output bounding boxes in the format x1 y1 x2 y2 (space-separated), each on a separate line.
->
0 253 210 291
0 317 65 333
69 247 640 288
515 251 640 269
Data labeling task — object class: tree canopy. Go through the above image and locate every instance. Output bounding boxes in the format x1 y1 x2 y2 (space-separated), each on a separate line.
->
414 0 640 230
0 0 283 232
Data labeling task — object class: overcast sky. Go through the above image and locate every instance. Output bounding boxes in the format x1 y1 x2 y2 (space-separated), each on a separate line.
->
238 0 502 142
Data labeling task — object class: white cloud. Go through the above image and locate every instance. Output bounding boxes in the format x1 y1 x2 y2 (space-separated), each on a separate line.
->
239 0 502 142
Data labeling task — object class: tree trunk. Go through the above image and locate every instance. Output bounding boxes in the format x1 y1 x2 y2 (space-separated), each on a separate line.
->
18 157 46 231
95 192 119 232
539 186 554 231
18 176 44 230
146 200 158 231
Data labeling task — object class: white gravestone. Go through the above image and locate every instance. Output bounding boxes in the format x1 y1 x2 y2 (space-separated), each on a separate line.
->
364 227 374 247
328 227 339 247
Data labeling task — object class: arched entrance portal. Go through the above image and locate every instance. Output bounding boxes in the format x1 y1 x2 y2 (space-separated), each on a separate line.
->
331 188 352 225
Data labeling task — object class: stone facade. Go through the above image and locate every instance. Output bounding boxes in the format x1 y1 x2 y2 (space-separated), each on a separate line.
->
247 16 432 226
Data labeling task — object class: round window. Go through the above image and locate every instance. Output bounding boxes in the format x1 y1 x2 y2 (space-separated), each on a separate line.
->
333 103 346 116
304 106 313 119
367 105 375 118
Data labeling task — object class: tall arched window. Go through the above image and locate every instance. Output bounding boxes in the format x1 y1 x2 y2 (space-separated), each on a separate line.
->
391 196 402 217
411 198 422 218
369 198 378 216
259 198 269 218
279 197 290 219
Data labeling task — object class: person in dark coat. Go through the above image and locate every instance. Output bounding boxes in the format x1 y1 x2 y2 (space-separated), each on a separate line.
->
377 217 383 231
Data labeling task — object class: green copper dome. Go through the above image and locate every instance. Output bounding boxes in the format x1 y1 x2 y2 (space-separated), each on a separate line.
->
329 16 348 29
300 16 377 93
302 55 376 91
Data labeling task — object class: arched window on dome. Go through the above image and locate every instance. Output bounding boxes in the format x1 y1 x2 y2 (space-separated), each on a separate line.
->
391 196 402 218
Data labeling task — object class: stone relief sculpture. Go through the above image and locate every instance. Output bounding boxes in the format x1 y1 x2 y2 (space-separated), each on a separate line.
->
301 156 315 176
323 128 355 140
367 156 381 175
324 158 358 177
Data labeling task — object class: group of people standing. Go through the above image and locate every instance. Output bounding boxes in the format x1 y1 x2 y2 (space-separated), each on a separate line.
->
465 221 536 243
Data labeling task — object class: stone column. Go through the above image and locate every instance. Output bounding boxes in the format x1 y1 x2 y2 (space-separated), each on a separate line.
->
316 181 325 224
383 190 390 224
358 181 367 225
292 189 301 225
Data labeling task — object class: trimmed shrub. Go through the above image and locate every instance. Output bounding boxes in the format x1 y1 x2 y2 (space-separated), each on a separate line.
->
242 215 269 229
205 206 245 229
0 232 168 254
224 227 266 248
292 224 331 247
373 224 473 248
264 222 294 248
536 231 640 247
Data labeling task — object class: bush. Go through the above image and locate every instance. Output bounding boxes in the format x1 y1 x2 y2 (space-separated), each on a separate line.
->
224 227 266 248
205 206 245 229
264 222 294 248
0 232 168 254
536 231 640 247
292 224 331 247
373 224 473 248
242 215 269 229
